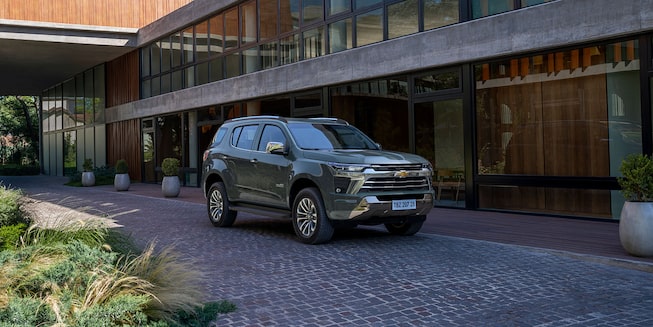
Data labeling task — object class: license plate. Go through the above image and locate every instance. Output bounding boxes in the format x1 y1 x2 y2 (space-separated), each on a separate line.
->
392 199 416 211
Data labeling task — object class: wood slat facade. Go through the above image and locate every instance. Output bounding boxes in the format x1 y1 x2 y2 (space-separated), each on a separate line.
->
106 51 140 108
0 0 192 28
107 119 142 181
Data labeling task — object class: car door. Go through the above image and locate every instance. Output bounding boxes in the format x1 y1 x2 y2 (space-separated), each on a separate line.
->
248 123 292 207
226 124 259 202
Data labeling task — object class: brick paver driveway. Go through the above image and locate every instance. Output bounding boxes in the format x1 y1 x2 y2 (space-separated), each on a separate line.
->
4 176 653 326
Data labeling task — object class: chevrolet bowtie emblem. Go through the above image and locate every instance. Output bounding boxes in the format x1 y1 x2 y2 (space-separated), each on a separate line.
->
395 170 409 178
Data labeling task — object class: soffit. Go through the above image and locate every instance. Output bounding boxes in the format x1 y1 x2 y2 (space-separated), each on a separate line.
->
0 19 137 95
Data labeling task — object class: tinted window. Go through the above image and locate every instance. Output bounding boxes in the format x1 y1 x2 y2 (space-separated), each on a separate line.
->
257 125 287 151
288 123 378 150
212 127 228 145
235 125 258 149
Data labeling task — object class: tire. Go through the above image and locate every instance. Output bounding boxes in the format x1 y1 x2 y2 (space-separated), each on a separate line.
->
207 182 237 227
292 187 334 244
385 217 424 236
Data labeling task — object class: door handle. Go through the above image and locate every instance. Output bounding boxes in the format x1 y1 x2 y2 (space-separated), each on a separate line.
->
250 158 258 163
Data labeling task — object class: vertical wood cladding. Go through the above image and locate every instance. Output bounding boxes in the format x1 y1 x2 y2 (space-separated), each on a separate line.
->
0 0 192 28
106 51 139 107
107 119 142 181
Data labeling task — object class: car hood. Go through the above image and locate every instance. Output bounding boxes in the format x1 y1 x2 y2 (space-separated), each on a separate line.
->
301 149 429 165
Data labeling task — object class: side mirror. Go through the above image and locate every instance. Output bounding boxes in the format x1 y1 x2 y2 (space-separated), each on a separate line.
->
265 141 287 154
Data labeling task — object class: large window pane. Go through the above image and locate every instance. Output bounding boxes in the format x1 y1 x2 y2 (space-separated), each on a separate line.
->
196 20 210 61
84 70 94 125
423 0 459 31
329 19 352 53
414 70 460 94
355 9 382 47
162 37 172 72
330 0 350 15
331 78 409 152
183 26 194 64
303 27 325 59
260 0 279 41
388 0 418 39
94 65 104 123
170 33 182 68
475 41 641 178
226 52 240 78
302 0 323 25
243 47 260 74
209 58 223 82
141 47 150 77
471 0 514 19
150 42 161 75
261 41 279 69
355 0 381 10
241 0 257 44
225 7 239 50
280 34 300 64
63 79 75 129
280 0 300 33
209 15 224 56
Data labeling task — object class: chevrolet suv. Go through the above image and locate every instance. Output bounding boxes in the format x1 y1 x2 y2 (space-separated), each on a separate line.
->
201 116 435 244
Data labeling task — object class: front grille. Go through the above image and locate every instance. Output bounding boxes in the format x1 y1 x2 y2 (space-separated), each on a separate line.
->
361 176 430 192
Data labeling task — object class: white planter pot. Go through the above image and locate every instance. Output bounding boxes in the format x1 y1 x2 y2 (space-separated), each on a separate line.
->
162 176 180 197
81 172 95 187
114 173 130 191
619 201 653 257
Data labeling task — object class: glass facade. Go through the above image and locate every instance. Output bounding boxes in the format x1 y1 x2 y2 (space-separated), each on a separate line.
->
475 39 642 218
41 65 106 176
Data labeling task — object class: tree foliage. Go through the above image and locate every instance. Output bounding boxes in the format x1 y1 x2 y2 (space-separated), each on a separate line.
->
0 96 39 165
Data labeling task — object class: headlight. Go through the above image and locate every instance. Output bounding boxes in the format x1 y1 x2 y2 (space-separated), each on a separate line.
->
328 162 370 173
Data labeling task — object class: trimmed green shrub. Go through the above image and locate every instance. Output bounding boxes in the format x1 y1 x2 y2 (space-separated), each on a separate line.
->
115 159 129 174
82 158 94 172
162 158 180 176
618 153 653 202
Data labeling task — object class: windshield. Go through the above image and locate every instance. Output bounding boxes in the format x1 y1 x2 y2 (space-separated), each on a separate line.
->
288 123 379 150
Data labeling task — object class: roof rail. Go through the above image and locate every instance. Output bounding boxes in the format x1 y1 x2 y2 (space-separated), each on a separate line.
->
227 115 287 123
308 117 349 125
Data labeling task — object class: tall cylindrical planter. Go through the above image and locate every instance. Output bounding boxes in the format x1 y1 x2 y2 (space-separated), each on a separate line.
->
619 201 653 257
162 176 181 197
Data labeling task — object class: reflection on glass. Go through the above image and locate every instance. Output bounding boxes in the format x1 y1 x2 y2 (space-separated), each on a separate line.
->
388 0 418 39
241 1 257 44
475 40 641 177
424 0 459 30
329 0 350 15
243 47 260 74
355 9 382 47
226 53 240 78
64 130 76 175
261 42 279 69
183 27 194 64
196 20 210 61
471 0 514 18
302 0 323 25
303 27 325 59
260 0 279 41
414 70 460 94
280 34 299 64
355 0 381 10
225 7 238 51
329 19 352 53
209 16 224 56
280 0 300 33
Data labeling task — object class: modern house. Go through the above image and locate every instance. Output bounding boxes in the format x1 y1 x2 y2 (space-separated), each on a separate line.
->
2 0 652 220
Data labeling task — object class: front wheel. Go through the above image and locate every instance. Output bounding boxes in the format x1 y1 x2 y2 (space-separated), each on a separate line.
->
207 182 237 227
384 217 424 236
292 187 334 244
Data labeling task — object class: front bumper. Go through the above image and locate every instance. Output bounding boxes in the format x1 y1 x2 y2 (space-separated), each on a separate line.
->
328 192 434 221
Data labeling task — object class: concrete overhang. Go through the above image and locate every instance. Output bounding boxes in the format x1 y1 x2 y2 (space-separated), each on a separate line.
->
0 19 137 95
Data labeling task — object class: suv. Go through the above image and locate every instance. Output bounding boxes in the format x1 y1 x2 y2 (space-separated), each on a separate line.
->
201 116 435 244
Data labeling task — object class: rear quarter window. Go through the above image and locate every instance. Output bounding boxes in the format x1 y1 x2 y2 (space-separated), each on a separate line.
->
212 127 227 145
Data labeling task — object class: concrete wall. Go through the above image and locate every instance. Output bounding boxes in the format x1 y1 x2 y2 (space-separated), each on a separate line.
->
106 0 653 123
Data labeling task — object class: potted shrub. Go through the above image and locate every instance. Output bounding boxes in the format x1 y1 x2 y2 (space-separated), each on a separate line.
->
161 157 181 197
617 153 653 257
81 158 95 187
114 159 130 191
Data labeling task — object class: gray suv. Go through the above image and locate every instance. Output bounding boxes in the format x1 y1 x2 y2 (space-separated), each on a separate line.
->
201 116 435 244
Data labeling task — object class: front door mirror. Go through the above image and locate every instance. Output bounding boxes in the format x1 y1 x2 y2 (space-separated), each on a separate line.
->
265 141 286 154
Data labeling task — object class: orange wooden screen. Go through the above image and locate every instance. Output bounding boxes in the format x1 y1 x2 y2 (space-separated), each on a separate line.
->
106 51 140 107
107 119 142 181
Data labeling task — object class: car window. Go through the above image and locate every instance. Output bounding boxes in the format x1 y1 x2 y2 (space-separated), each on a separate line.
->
212 127 227 146
234 124 258 150
257 125 286 152
288 123 378 150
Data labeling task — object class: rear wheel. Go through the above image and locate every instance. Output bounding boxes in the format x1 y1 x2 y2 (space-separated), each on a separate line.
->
207 182 237 227
292 187 334 244
384 217 424 236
